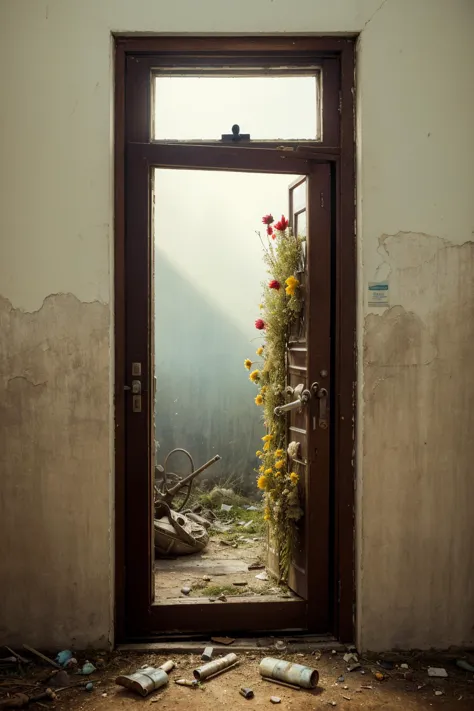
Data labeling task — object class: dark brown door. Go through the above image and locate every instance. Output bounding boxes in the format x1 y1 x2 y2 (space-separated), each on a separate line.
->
267 169 332 630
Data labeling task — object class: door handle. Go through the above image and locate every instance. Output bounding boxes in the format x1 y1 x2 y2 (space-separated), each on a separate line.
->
274 383 311 416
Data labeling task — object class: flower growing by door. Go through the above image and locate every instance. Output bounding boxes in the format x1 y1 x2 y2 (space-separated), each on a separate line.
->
243 212 305 581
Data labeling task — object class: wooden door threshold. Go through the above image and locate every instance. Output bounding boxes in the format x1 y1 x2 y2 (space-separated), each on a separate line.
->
118 634 344 654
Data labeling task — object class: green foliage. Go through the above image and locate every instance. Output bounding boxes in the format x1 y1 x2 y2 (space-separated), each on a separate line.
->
246 221 305 582
195 486 249 511
191 581 274 597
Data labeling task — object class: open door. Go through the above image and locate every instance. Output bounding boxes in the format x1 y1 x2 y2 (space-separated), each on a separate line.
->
268 166 332 628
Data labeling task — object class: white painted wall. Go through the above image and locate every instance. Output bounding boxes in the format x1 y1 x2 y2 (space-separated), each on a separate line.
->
1 0 473 650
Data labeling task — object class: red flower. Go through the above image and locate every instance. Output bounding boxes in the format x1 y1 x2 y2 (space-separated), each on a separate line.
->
266 225 274 237
262 214 274 225
274 215 289 232
268 279 280 290
255 319 266 330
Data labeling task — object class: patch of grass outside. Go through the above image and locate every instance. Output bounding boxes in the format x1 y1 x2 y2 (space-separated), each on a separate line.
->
190 581 276 598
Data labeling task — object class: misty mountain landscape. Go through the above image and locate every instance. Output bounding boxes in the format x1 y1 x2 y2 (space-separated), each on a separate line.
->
154 250 263 496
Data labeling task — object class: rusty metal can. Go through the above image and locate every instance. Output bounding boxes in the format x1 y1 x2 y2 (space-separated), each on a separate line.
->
193 653 238 681
259 658 319 689
115 667 169 696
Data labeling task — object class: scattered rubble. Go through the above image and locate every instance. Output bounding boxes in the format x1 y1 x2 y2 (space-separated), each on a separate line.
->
239 687 254 699
210 637 235 645
457 659 474 672
201 647 213 662
2 645 473 710
193 653 238 681
428 667 448 678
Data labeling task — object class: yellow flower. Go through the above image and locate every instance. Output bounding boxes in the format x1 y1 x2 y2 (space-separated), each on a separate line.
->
290 471 299 485
264 512 271 522
285 275 300 296
264 468 273 476
256 450 263 457
274 470 281 477
275 449 284 458
259 465 265 472
275 459 285 470
255 394 264 406
260 385 267 395
249 369 260 383
262 434 273 442
256 346 264 356
244 359 252 370
263 442 271 452
257 475 268 490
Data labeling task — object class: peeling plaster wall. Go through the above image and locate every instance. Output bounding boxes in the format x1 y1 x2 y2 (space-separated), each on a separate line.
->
356 1 474 650
0 296 110 648
0 0 473 650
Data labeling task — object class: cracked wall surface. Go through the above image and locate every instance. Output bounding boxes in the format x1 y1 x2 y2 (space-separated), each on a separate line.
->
361 238 474 649
0 295 111 648
356 0 474 650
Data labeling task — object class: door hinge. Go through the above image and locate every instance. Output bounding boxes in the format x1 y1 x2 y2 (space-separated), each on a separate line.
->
320 192 324 209
338 90 342 114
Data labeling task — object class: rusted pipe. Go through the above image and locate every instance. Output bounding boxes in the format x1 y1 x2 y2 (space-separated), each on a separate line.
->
166 454 221 496
193 653 238 681
259 658 319 689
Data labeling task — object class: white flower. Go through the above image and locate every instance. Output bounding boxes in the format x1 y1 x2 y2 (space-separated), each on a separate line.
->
287 441 299 458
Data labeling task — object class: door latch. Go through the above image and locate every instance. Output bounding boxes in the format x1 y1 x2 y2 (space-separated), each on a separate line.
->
128 363 142 413
311 382 328 430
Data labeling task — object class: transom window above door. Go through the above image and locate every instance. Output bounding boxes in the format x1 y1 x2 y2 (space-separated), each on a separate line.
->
152 71 321 142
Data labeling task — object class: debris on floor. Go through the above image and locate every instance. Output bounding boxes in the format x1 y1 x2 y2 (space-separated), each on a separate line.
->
239 687 254 699
78 661 96 675
116 660 175 696
201 647 213 662
175 679 198 688
428 667 448 678
259 657 319 689
2 645 474 711
0 688 57 708
56 651 73 667
456 659 474 672
193 653 238 681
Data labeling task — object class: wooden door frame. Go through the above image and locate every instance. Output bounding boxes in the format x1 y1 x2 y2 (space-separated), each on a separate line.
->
114 35 356 643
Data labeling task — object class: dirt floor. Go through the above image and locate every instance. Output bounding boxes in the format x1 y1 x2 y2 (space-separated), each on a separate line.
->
2 647 474 711
154 536 294 600
154 505 295 601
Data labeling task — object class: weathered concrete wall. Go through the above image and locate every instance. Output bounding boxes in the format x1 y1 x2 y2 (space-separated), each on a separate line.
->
356 0 474 649
361 238 474 649
0 295 111 648
0 0 473 650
